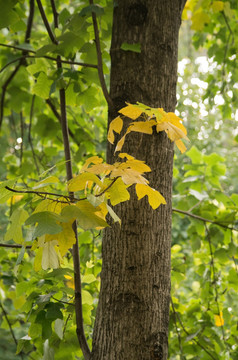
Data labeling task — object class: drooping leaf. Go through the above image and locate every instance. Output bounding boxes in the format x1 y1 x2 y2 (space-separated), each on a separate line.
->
120 43 141 53
25 211 64 238
61 201 109 230
108 116 123 144
68 172 103 192
136 184 166 209
104 178 130 206
119 103 143 119
5 208 28 244
41 241 60 270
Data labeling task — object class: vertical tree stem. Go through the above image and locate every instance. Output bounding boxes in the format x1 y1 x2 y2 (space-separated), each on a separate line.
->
36 1 91 358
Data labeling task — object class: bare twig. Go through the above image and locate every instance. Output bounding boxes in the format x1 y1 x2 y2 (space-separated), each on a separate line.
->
0 46 97 70
28 95 40 174
36 0 58 44
5 176 119 203
0 302 24 359
0 243 31 249
89 0 114 110
172 208 237 231
46 98 80 146
20 112 24 167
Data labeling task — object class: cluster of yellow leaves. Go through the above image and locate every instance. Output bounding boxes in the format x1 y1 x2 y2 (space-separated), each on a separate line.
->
183 0 233 30
3 102 188 271
108 102 188 153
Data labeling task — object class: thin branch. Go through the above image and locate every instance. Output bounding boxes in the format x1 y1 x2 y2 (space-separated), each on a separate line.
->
0 64 21 129
20 112 24 167
0 45 98 69
89 0 114 110
170 297 217 360
170 296 185 359
172 208 238 231
0 302 24 360
0 243 31 249
206 224 227 345
5 176 119 203
0 0 35 130
28 95 40 174
46 98 80 146
48 2 91 357
0 57 24 74
36 0 58 44
0 303 18 346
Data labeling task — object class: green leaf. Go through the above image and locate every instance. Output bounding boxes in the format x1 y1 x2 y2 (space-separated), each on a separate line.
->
42 241 60 270
186 146 203 164
5 208 28 244
54 319 64 340
121 43 141 53
61 201 109 230
0 1 19 29
79 4 104 17
0 179 17 203
25 211 64 238
32 73 52 99
45 303 63 321
82 290 93 305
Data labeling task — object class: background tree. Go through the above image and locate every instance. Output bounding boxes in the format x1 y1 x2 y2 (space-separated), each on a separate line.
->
0 1 237 360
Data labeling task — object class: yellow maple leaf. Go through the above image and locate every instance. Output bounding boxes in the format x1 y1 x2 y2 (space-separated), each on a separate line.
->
56 221 76 257
108 116 123 144
110 168 148 185
128 120 156 134
175 139 187 153
214 312 224 327
104 177 130 205
211 1 224 13
119 103 143 119
119 159 151 173
68 172 103 192
81 156 103 171
191 11 210 31
115 132 127 153
135 184 166 209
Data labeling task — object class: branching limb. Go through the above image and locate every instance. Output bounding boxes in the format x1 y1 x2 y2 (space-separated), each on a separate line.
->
0 302 24 360
0 45 97 69
170 297 217 360
89 0 114 110
172 208 237 231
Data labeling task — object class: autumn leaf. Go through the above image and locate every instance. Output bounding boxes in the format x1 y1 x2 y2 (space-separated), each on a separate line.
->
128 120 156 135
214 312 224 327
81 156 103 171
68 172 103 192
119 103 143 119
5 208 28 244
104 177 130 205
108 116 123 144
136 184 166 209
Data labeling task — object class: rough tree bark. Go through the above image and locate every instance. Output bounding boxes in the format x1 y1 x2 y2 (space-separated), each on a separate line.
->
92 1 186 359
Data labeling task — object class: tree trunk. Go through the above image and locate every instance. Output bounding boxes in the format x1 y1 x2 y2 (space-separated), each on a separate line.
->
92 1 186 359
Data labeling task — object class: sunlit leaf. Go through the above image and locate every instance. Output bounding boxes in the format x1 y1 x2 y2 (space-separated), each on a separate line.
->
41 240 60 270
68 172 103 192
25 211 64 238
108 116 123 144
5 208 28 244
119 103 143 119
135 184 166 209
